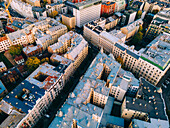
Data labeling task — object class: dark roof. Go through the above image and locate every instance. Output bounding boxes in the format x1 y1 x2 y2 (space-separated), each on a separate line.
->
3 80 45 114
115 43 140 59
12 21 23 29
62 13 74 18
126 49 140 59
32 7 46 12
115 43 126 51
126 78 168 121
102 1 115 5
14 55 24 61
53 64 68 73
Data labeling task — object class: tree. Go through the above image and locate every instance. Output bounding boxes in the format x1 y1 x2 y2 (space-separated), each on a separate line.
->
152 9 159 14
116 56 124 68
41 57 49 64
136 10 142 19
9 45 23 56
139 25 143 32
25 57 40 71
49 11 58 18
131 31 143 44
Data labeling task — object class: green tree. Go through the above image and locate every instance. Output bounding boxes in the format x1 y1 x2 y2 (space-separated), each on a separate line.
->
41 57 49 64
131 31 143 44
9 45 23 56
26 57 40 71
152 9 159 14
136 10 142 19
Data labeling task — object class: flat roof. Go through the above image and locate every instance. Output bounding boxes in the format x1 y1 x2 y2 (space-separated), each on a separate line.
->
141 33 170 70
65 0 102 10
3 80 45 114
0 80 6 94
126 78 168 121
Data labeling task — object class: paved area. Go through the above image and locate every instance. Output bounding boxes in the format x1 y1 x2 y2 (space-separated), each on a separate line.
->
4 51 16 66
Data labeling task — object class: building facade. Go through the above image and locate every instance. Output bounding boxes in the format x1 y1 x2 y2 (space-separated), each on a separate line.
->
66 0 102 27
101 1 116 16
84 19 170 86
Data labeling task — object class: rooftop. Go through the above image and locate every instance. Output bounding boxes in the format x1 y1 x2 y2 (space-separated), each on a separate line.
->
141 33 170 70
126 78 168 121
7 29 26 42
0 36 8 42
0 80 6 94
23 44 42 55
65 0 102 10
121 19 143 32
0 62 6 69
109 30 126 41
49 103 99 128
26 62 61 90
3 80 45 114
14 55 24 62
131 118 169 128
50 54 72 66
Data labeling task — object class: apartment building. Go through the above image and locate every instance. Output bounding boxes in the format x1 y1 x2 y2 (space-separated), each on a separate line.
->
120 19 143 40
49 31 88 84
0 62 65 127
129 118 169 128
122 78 169 128
46 24 67 43
101 0 126 12
145 10 170 40
23 44 43 57
101 1 116 16
0 36 11 53
46 3 65 14
1 18 67 53
105 15 119 30
0 62 7 72
84 19 170 86
49 50 140 127
0 32 89 127
14 55 25 65
65 0 102 27
62 14 76 29
49 51 125 128
123 10 137 25
11 0 34 18
25 0 41 7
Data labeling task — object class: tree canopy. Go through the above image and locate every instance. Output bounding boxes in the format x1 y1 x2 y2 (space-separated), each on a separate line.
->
9 45 22 56
136 10 142 19
139 25 143 32
49 11 58 18
152 9 159 14
25 57 40 71
116 56 125 68
131 31 143 44
41 57 49 64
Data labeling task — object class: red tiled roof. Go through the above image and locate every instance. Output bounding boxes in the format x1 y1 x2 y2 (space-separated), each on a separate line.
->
14 55 24 61
0 36 7 42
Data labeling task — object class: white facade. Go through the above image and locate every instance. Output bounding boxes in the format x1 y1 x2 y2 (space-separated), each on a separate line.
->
11 0 34 18
72 1 101 27
83 19 170 86
0 37 11 53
